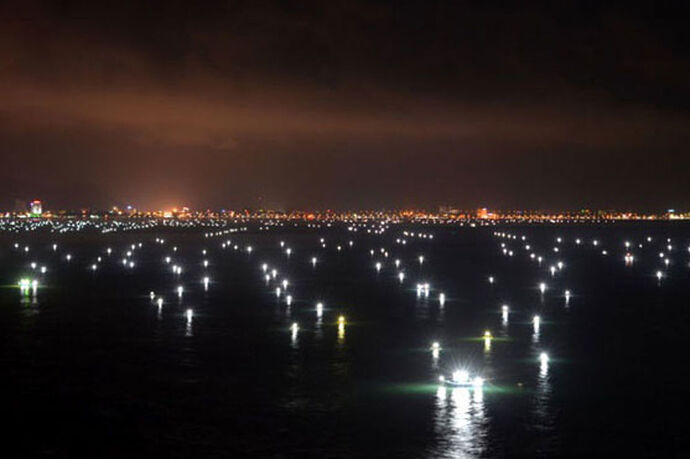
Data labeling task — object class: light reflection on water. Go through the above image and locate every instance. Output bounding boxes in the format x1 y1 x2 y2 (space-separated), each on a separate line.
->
290 326 299 349
185 314 193 337
535 358 553 433
431 385 487 458
529 321 553 436
437 303 445 321
314 315 323 340
337 322 345 346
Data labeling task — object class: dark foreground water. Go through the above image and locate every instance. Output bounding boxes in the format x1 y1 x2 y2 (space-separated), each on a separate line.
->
1 222 688 457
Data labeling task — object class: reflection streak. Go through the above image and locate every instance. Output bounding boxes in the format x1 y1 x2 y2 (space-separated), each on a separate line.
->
432 385 487 457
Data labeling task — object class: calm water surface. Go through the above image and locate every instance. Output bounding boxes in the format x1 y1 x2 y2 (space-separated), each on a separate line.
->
1 223 688 457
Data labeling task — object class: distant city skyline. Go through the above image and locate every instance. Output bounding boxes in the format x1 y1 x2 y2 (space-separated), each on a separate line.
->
3 200 688 221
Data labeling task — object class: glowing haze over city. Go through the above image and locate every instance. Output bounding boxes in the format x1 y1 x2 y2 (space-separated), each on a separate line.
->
2 1 690 212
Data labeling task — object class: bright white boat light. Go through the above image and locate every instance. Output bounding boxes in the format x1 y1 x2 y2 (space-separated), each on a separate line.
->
452 370 469 383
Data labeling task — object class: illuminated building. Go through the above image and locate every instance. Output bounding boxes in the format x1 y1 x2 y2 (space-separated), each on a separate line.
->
476 208 496 219
30 200 43 216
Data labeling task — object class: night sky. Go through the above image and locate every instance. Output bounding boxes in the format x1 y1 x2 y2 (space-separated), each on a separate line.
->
1 1 689 211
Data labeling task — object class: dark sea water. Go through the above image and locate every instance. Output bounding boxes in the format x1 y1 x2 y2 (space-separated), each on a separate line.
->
1 222 688 457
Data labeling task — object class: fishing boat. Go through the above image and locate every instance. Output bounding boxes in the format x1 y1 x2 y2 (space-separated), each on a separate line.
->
439 370 484 388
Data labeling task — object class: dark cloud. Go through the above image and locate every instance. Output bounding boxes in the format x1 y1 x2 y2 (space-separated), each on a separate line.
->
1 0 689 210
